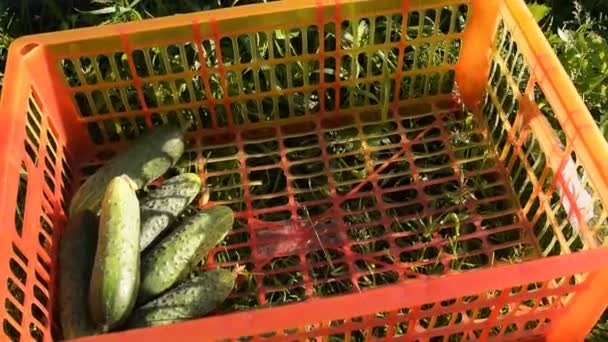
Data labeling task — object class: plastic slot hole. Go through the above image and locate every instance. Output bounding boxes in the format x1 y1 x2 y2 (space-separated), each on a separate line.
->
43 170 55 193
35 271 48 291
220 37 235 64
3 320 20 342
505 323 518 334
25 124 40 150
46 130 57 151
61 59 81 87
38 233 51 256
201 40 218 67
9 258 26 285
324 22 336 52
372 325 388 338
20 43 38 56
112 52 131 80
106 88 125 112
422 9 436 38
24 141 38 165
7 278 24 304
91 89 109 114
78 56 97 85
36 254 51 276
131 50 148 77
74 92 92 117
167 44 187 73
39 215 53 237
5 299 22 324
31 304 48 328
148 48 167 76
33 285 49 307
61 158 72 185
405 11 419 40
395 321 413 337
524 319 541 330
456 5 469 33
30 322 44 342
26 115 41 143
11 243 28 266
28 95 43 121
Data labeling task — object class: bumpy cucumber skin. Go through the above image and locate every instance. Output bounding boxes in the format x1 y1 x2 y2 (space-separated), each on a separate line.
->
69 124 185 217
137 206 234 304
89 176 141 331
126 269 236 329
58 210 100 340
139 173 202 252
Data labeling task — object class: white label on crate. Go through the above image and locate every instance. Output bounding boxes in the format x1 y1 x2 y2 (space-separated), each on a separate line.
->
559 156 594 231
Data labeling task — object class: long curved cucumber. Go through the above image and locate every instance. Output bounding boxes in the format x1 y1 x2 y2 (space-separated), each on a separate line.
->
139 173 202 251
88 175 141 332
58 210 100 339
137 206 234 303
69 124 185 217
126 268 237 329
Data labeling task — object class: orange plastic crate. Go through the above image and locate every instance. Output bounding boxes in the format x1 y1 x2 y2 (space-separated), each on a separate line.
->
2 0 608 341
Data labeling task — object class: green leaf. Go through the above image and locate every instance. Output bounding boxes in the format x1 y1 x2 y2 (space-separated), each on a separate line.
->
557 28 573 42
273 29 286 40
127 0 143 10
352 88 379 103
273 29 300 40
381 59 390 121
356 20 369 46
75 6 119 15
527 3 551 23
320 68 336 75
587 74 606 90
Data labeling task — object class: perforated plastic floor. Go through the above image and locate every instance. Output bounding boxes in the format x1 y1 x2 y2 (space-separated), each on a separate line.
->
76 95 537 314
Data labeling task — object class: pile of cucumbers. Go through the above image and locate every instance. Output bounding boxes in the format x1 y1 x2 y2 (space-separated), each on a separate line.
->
58 124 238 339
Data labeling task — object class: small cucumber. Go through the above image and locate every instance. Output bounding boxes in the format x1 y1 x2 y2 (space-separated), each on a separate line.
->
89 175 141 332
58 210 100 340
126 268 237 329
139 173 202 252
69 124 186 217
137 206 234 303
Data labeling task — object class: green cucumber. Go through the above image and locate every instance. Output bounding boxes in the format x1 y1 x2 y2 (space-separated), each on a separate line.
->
89 175 141 332
58 210 100 340
139 173 202 252
69 124 186 217
137 206 234 303
126 268 237 329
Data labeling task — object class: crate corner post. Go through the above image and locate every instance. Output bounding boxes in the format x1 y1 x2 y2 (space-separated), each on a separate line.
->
455 0 500 112
545 268 608 341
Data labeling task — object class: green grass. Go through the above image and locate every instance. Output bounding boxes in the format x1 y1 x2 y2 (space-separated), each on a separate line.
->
531 0 608 139
1 0 607 340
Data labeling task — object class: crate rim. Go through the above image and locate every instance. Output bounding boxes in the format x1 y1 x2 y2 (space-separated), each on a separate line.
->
1 0 608 341
2 0 468 51
66 247 608 342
